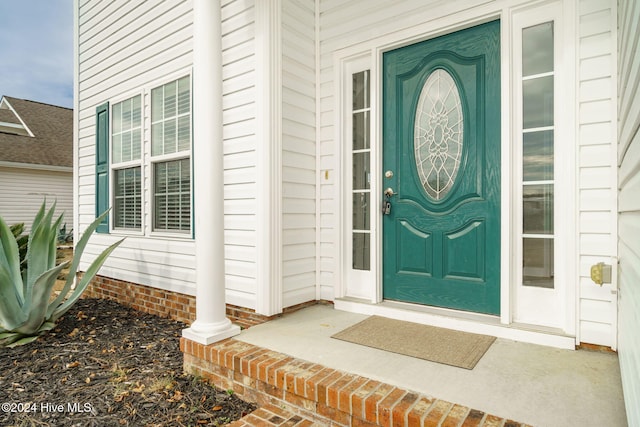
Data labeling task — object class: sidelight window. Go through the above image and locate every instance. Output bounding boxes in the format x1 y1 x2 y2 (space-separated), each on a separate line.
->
352 70 371 270
521 22 555 288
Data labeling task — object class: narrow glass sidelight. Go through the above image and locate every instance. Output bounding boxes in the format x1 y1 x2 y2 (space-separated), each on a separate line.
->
352 70 371 270
414 69 463 200
521 21 555 288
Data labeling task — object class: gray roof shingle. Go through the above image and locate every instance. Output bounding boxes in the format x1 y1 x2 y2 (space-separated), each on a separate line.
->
0 96 72 168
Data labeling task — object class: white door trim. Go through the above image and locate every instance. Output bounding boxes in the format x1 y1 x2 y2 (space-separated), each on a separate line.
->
332 0 579 345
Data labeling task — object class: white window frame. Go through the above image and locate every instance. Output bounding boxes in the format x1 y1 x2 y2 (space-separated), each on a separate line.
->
149 74 193 236
333 2 577 344
106 70 194 239
339 54 378 302
511 1 577 333
109 91 144 235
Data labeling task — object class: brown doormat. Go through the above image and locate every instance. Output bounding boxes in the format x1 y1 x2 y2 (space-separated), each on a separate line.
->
331 316 496 369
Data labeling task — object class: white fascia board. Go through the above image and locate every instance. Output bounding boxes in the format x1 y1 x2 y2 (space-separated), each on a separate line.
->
0 161 73 173
0 97 35 137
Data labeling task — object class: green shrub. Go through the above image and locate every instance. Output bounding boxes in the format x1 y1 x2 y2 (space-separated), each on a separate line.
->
0 202 124 347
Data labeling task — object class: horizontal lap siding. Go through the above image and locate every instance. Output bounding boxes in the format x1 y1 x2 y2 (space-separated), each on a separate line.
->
282 0 317 307
222 0 258 309
577 0 617 346
0 167 73 232
318 0 618 346
76 0 258 309
617 0 640 425
76 0 196 295
318 0 451 300
319 0 519 304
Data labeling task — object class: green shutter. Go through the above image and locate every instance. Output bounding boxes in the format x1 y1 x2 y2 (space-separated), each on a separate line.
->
95 102 109 233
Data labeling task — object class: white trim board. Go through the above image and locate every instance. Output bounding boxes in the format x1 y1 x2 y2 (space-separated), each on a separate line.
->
329 0 593 345
0 161 72 173
334 298 576 349
0 97 35 137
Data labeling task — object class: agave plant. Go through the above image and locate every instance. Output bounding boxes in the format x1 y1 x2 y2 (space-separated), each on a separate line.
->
0 203 124 347
9 222 29 270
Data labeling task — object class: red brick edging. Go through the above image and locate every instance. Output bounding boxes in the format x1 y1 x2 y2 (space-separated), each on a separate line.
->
181 338 532 427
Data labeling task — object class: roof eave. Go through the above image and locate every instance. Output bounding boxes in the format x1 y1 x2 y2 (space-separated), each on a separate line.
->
0 160 73 173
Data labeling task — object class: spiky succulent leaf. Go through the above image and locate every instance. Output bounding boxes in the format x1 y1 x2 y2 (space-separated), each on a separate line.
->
0 216 22 294
0 217 25 330
1 202 123 347
50 238 124 322
5 334 40 348
47 208 111 318
25 202 58 291
14 262 69 335
49 214 64 270
30 203 46 236
0 332 24 347
38 321 57 333
0 263 26 331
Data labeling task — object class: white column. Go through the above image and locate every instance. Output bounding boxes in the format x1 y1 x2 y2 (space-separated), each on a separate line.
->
182 0 240 345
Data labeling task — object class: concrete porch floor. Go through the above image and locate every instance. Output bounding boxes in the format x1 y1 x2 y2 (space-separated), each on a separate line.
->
235 304 628 427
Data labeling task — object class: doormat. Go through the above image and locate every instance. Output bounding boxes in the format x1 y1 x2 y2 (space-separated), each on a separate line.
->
331 316 496 370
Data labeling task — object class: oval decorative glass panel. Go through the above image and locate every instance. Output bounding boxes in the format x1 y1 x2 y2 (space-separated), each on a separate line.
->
414 69 463 200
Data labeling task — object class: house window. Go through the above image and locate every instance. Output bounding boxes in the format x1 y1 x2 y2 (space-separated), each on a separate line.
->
352 70 371 270
111 95 142 230
153 159 191 231
104 75 192 235
151 76 192 233
521 22 554 288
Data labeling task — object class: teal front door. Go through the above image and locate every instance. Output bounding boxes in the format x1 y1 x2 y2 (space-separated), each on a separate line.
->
382 20 501 315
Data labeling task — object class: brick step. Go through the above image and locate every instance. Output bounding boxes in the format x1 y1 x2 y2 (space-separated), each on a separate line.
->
181 338 532 427
228 404 315 426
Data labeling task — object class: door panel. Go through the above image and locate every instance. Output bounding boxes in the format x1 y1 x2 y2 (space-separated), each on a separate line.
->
383 20 501 314
397 220 433 275
444 220 485 280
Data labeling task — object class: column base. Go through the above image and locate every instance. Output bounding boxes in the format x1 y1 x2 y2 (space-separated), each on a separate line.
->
182 318 241 345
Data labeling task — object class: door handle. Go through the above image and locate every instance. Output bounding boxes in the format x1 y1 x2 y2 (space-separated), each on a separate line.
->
384 187 396 198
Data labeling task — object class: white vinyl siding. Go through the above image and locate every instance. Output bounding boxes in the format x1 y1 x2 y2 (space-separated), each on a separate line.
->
77 0 196 295
75 0 622 339
317 0 489 301
617 0 640 425
221 0 258 309
0 167 73 232
77 0 259 308
320 0 618 344
281 0 317 308
577 0 617 346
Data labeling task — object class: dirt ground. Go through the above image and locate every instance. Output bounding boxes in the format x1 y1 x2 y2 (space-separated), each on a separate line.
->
0 297 256 427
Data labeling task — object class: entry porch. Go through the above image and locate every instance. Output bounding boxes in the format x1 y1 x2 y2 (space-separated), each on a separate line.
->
181 304 626 427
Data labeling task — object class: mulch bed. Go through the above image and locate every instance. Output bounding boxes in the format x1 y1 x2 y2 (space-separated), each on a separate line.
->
0 298 256 427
